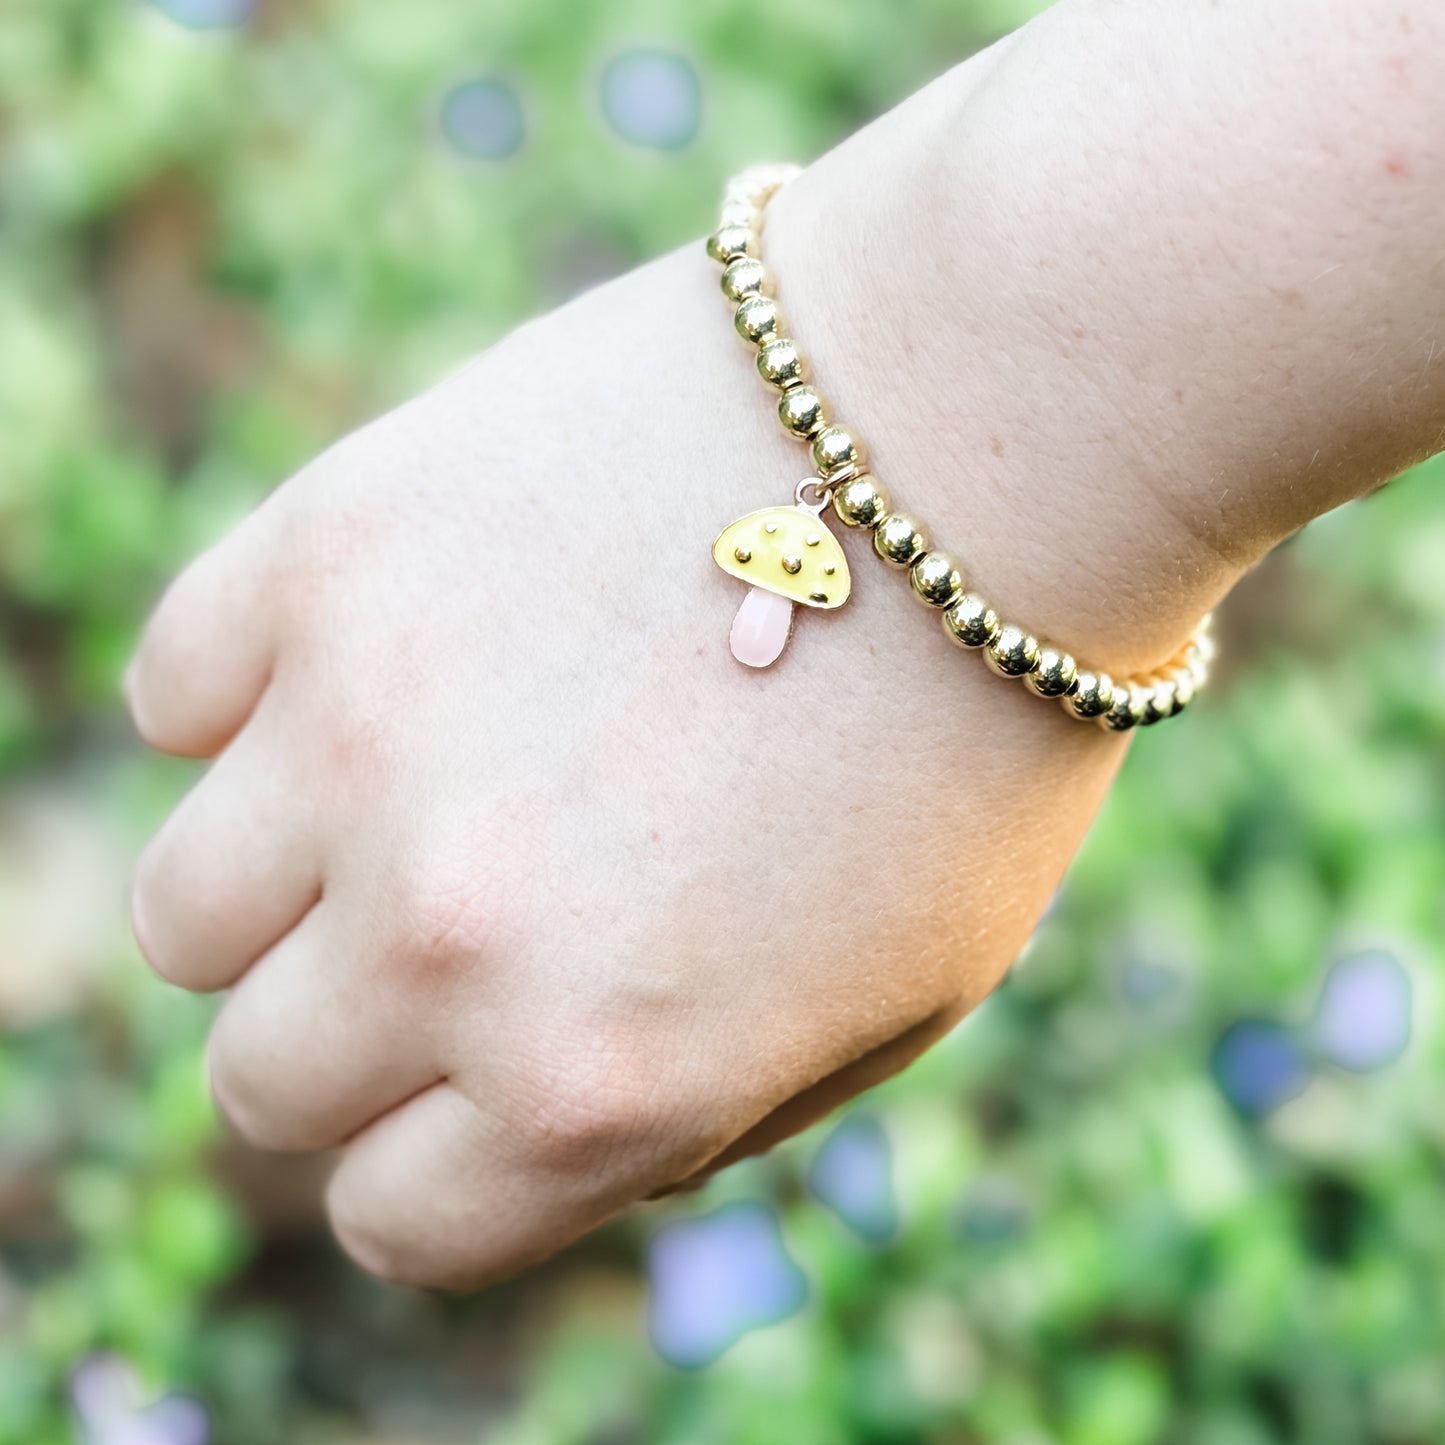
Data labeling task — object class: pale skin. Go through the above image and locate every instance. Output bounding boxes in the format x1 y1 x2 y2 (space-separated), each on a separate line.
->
127 0 1445 1289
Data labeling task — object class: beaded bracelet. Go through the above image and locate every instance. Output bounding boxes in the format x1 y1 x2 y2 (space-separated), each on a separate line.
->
705 164 1214 731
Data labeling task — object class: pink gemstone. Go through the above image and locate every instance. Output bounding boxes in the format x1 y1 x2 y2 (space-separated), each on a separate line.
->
729 587 794 668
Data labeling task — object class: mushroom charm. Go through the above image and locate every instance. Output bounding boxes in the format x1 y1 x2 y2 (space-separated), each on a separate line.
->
712 497 851 667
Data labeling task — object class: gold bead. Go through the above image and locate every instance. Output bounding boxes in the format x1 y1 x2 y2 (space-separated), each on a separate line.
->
909 551 963 608
1142 676 1180 724
721 257 769 302
724 177 762 209
1170 666 1196 711
1181 644 1209 691
812 426 864 478
1064 670 1116 719
706 224 757 265
718 201 759 230
756 338 807 389
725 165 793 209
734 295 783 346
984 625 1041 678
1099 682 1151 732
778 386 827 438
942 593 999 649
832 474 890 529
873 513 927 567
1024 646 1078 697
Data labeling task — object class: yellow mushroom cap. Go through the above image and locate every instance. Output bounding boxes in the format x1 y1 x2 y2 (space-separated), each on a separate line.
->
712 505 851 610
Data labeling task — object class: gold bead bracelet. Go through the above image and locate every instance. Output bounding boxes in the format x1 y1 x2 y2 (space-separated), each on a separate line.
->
706 164 1214 731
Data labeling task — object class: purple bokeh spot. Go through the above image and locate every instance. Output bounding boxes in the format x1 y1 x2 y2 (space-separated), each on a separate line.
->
599 51 700 150
440 78 525 160
807 1113 898 1243
147 0 253 29
647 1201 807 1369
1312 950 1412 1072
70 1356 210 1445
1211 1019 1311 1117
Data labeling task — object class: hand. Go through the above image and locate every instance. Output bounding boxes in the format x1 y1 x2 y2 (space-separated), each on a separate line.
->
125 226 1129 1285
128 0 1445 1289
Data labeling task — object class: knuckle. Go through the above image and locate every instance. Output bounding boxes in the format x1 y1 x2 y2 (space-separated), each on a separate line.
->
278 427 401 600
327 1212 414 1289
206 1030 321 1155
514 1034 668 1179
325 1189 454 1292
327 1210 402 1285
326 1193 524 1294
387 864 501 988
318 696 401 792
130 831 235 991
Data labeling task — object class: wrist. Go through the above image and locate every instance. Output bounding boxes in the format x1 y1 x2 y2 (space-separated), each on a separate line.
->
761 0 1445 675
761 74 1239 675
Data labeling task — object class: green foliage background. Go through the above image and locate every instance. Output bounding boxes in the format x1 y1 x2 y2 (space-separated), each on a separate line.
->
1 1 1442 1442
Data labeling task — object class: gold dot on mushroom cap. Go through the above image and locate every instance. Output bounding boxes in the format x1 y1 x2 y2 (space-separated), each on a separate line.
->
710 503 854 614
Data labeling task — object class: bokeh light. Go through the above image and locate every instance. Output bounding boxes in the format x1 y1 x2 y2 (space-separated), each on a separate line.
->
647 1201 807 1370
145 0 253 29
70 1356 210 1445
440 78 526 161
1311 949 1412 1072
1211 1019 1311 1118
806 1113 899 1243
599 50 701 150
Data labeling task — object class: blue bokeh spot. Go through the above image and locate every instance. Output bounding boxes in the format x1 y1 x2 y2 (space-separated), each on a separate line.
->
647 1201 807 1370
441 78 526 160
147 0 253 28
807 1113 899 1243
1312 950 1411 1072
1212 1019 1311 1117
600 50 701 150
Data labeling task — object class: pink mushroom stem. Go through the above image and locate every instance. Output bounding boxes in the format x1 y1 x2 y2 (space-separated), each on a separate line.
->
729 586 795 668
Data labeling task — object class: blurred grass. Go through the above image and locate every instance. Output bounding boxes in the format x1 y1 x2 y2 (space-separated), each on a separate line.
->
1 1 1442 1442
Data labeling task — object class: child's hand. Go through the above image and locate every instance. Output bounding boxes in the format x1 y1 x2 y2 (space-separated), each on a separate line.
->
127 0 1445 1288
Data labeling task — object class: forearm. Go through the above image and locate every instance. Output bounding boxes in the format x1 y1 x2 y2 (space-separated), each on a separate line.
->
766 0 1445 671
